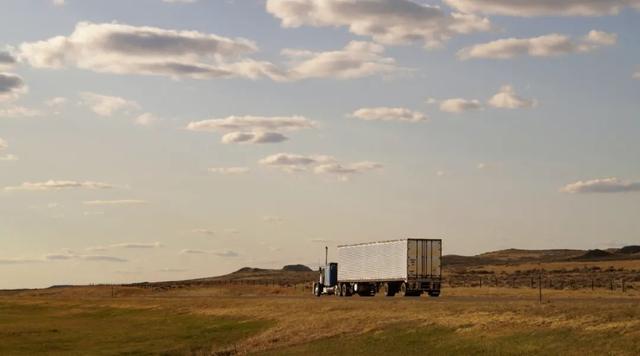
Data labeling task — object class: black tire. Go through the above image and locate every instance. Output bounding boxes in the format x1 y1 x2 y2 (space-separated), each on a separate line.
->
314 283 323 297
335 284 342 297
428 291 441 297
383 283 395 297
344 283 352 297
398 282 407 297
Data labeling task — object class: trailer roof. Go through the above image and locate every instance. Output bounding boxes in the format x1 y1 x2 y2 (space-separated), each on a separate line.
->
337 238 442 248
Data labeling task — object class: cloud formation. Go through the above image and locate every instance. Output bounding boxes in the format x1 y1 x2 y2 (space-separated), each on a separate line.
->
0 51 17 70
0 138 18 161
350 107 427 122
134 112 159 126
267 0 491 48
221 131 288 144
111 242 163 249
19 22 286 81
439 98 483 113
444 0 640 17
260 153 382 179
0 105 42 118
4 180 114 192
634 69 640 80
458 31 616 60
187 115 315 132
488 85 536 109
80 92 140 116
282 41 399 80
560 178 640 194
83 200 146 206
180 249 238 257
0 72 27 101
208 167 250 175
187 115 315 144
191 228 215 236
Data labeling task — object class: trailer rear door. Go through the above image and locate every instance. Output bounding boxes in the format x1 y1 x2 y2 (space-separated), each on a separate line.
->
407 239 442 278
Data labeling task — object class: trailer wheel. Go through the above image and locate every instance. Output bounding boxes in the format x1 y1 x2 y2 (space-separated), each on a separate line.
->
343 283 352 297
383 283 395 297
398 282 407 297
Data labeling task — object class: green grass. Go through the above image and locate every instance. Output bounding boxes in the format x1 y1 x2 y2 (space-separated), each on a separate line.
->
266 324 640 356
0 301 270 355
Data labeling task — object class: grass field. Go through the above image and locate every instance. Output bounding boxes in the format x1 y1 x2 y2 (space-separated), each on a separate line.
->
1 285 639 355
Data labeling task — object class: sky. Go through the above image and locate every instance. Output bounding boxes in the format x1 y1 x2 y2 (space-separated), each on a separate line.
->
0 0 639 289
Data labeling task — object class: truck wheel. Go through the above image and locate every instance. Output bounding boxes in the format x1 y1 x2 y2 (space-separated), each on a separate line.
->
344 283 352 297
398 283 407 297
383 283 395 297
313 283 322 297
428 291 440 297
335 284 341 297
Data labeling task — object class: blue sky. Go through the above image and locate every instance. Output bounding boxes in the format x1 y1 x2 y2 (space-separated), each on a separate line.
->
0 0 639 288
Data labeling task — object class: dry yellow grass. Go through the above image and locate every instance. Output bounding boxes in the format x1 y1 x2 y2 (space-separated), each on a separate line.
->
3 284 639 354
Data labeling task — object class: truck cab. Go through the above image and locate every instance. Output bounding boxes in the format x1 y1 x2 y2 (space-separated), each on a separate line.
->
313 262 337 296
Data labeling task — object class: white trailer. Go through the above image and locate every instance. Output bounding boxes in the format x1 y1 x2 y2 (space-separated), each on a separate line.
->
325 239 442 297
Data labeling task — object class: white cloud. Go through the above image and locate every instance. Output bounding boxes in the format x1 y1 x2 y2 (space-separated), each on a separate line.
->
52 0 66 6
488 85 536 109
45 96 68 115
19 22 286 81
0 257 43 265
633 69 640 80
260 153 382 179
80 255 128 262
313 161 383 176
350 107 426 122
0 138 18 161
0 72 27 102
208 167 250 175
282 41 399 80
560 178 640 194
180 248 238 257
45 250 128 263
83 200 146 206
4 180 114 192
439 98 483 113
260 153 334 168
134 112 159 126
0 154 19 161
191 228 215 236
444 0 640 17
0 51 17 70
80 92 140 117
458 31 616 60
110 242 163 249
0 105 42 118
159 268 188 273
221 131 288 144
187 115 316 132
267 0 491 48
188 115 315 144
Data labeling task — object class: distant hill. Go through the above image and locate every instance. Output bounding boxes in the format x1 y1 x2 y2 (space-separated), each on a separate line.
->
444 246 640 267
282 264 313 272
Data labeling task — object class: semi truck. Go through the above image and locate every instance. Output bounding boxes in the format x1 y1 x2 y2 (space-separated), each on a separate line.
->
313 239 442 297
